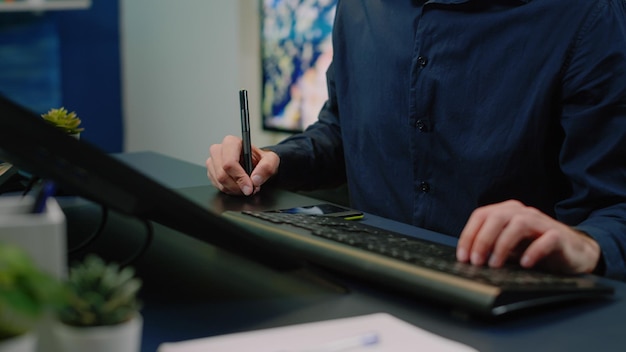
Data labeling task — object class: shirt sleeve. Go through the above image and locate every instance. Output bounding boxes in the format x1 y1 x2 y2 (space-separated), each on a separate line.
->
557 0 626 280
264 61 347 191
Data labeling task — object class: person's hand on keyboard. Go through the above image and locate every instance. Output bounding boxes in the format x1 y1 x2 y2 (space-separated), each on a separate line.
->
206 135 279 196
456 200 602 275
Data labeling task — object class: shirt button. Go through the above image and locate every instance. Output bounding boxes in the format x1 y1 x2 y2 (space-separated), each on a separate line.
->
416 119 426 131
420 182 430 192
417 56 428 67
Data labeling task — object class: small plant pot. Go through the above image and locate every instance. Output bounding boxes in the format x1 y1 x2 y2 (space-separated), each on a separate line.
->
52 314 142 352
0 332 36 352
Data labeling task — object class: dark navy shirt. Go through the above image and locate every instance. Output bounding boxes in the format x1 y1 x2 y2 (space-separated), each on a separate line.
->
268 0 626 280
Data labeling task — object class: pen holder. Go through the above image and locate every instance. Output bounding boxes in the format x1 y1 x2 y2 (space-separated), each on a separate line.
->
0 194 67 278
0 195 67 352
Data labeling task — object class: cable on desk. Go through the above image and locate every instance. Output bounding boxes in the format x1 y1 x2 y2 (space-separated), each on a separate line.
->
119 217 154 268
68 204 109 254
67 206 154 267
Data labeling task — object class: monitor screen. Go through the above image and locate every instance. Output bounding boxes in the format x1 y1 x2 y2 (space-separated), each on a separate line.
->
0 94 291 266
260 0 337 133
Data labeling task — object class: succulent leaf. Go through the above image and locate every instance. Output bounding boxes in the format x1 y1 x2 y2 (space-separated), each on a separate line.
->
58 255 142 327
41 107 84 134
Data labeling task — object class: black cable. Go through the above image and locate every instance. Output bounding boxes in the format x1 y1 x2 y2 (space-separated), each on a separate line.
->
66 203 153 267
119 218 154 268
68 205 109 254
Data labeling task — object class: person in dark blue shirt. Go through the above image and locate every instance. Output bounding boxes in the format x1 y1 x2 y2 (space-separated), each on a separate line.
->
207 0 626 280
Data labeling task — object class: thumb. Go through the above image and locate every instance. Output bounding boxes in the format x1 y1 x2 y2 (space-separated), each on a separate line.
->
250 172 268 190
249 151 280 191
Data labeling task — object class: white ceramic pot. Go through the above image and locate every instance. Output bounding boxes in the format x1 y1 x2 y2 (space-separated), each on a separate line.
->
0 332 37 352
53 314 142 352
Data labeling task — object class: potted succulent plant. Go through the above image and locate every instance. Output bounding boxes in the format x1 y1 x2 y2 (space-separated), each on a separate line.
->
0 242 63 352
41 107 84 137
53 255 143 352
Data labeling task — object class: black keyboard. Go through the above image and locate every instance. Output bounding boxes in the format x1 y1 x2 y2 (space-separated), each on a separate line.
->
222 210 614 317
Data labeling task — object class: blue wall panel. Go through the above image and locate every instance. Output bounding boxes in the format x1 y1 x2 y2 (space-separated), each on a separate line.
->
0 15 61 114
0 1 123 153
52 0 123 152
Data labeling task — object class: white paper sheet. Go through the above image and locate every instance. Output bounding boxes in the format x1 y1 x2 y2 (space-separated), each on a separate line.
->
157 313 478 352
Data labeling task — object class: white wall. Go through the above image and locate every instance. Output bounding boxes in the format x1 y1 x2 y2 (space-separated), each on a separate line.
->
120 0 289 166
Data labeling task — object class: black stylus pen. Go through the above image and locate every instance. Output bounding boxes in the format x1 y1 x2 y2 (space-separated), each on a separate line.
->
239 89 253 175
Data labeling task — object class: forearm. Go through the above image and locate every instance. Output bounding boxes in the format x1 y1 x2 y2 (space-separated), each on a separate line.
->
557 1 626 280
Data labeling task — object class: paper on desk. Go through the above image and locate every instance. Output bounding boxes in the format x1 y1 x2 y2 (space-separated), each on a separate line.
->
157 312 478 352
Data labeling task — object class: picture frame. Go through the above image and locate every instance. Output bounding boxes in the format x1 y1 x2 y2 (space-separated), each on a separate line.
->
260 0 337 133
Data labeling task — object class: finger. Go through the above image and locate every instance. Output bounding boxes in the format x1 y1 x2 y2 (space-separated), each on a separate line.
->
206 156 216 184
219 136 255 195
207 140 250 195
206 157 223 190
467 212 509 266
250 148 279 183
208 157 244 195
221 135 245 168
488 215 536 268
233 170 254 196
519 229 561 269
207 144 232 192
457 208 488 262
459 200 529 266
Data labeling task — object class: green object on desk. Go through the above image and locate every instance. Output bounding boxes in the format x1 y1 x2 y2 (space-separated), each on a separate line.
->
0 242 63 340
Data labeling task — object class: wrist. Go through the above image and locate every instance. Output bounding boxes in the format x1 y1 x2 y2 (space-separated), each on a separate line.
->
573 227 603 275
593 252 606 276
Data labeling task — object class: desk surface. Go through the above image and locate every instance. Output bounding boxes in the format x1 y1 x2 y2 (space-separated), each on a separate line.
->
65 151 626 352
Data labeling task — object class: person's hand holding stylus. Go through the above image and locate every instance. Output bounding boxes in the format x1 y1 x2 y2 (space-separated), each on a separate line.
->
206 90 280 196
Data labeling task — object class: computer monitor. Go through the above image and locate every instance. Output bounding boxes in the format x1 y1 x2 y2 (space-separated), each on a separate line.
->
0 94 292 267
